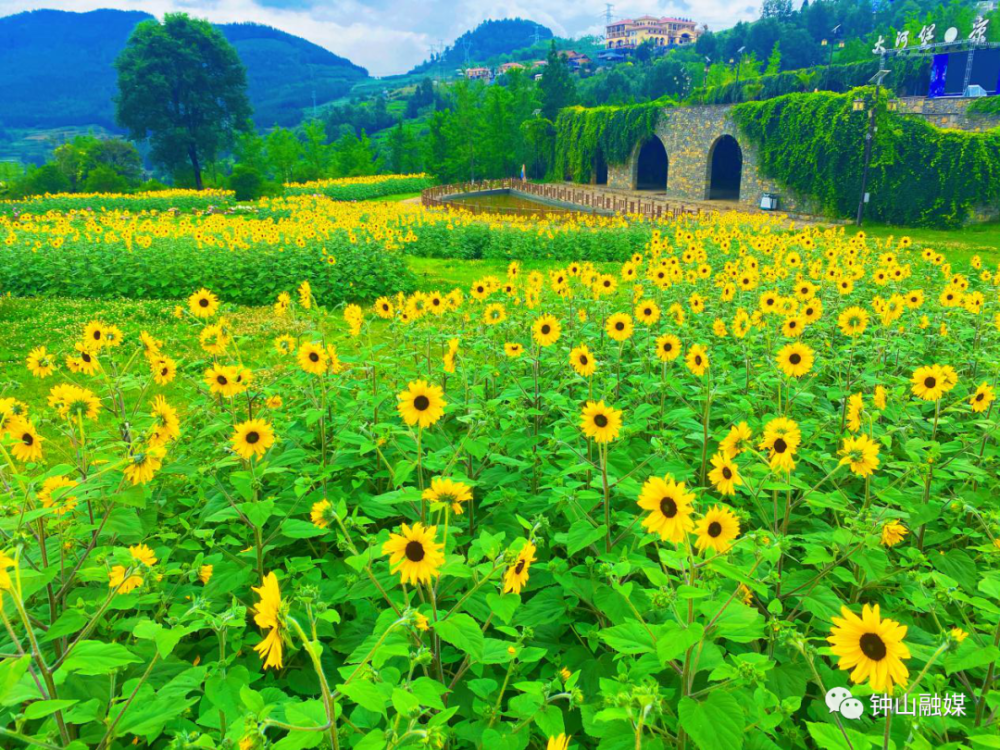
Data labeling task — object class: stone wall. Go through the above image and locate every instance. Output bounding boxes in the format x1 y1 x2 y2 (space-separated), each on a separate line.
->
898 96 1000 132
606 104 818 214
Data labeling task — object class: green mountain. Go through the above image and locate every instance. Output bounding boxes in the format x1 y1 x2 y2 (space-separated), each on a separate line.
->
409 18 553 73
0 9 368 131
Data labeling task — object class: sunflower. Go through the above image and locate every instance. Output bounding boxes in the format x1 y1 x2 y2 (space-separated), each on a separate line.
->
67 343 100 376
846 393 865 433
503 541 537 595
199 565 214 584
970 383 995 413
636 474 695 543
152 356 177 385
828 603 910 693
605 313 634 342
274 335 296 355
776 342 814 378
83 321 108 349
149 395 181 447
720 422 752 458
123 446 165 485
382 523 445 585
880 520 908 547
8 418 43 463
26 346 56 378
38 476 78 515
758 417 801 473
708 453 742 496
504 342 524 358
108 566 143 595
297 342 328 376
838 306 869 337
483 303 507 325
310 499 333 529
654 334 681 362
188 288 219 318
839 434 880 477
298 280 312 309
911 365 946 402
232 419 275 461
423 477 473 514
547 735 571 750
873 385 887 411
130 543 158 567
580 401 622 444
694 505 740 554
397 380 446 429
635 300 661 325
205 364 244 398
252 572 288 670
532 315 561 347
375 296 395 319
685 344 709 377
569 345 597 377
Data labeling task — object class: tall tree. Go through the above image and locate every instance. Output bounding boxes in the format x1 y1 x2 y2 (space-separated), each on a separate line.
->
114 13 252 190
538 42 576 120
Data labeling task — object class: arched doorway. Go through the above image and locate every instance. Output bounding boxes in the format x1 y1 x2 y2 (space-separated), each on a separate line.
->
593 149 608 185
707 135 742 201
634 137 668 192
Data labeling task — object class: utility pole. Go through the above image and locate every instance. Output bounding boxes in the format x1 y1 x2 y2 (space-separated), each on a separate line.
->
604 3 615 25
856 66 890 226
311 89 317 120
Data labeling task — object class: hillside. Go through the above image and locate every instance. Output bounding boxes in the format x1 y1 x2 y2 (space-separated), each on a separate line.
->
409 18 553 74
0 9 368 132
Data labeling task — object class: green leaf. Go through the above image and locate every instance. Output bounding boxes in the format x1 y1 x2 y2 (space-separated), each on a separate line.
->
24 699 78 720
59 641 141 676
678 691 745 750
806 722 872 750
656 623 704 665
565 519 607 555
434 613 485 660
0 656 31 704
339 681 388 715
946 645 1000 675
598 620 655 655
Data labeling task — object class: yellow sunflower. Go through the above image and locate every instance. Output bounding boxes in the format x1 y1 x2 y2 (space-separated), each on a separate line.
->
232 419 275 461
188 288 219 318
839 434 880 477
152 356 177 385
297 342 329 376
123 446 165 485
382 523 445 585
636 474 695 543
970 382 995 413
8 418 43 463
423 477 473 514
252 572 287 670
635 300 661 325
503 541 537 595
685 344 709 377
204 364 244 399
776 342 814 378
38 476 78 515
828 603 910 693
654 334 681 362
504 343 524 358
838 306 869 337
720 422 752 458
880 520 908 547
569 345 597 377
26 346 56 378
579 401 623 444
108 566 143 595
605 313 634 342
397 380 447 429
758 417 801 473
707 452 742 496
694 505 740 554
311 499 333 528
532 314 562 347
911 365 946 402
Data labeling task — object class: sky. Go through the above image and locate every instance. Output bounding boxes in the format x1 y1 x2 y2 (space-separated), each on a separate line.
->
0 0 761 75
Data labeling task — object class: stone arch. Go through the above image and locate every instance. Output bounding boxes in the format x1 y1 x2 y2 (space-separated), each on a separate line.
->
592 148 608 185
706 134 743 201
632 135 669 192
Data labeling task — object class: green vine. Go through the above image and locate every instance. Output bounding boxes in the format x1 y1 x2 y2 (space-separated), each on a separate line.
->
553 102 666 184
732 87 1000 227
968 97 1000 117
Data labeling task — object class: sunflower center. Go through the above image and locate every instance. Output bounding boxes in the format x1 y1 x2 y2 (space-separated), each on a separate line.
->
514 559 526 574
663 343 673 352
722 467 733 479
659 496 678 518
82 352 92 363
789 353 801 365
199 298 209 307
859 632 887 661
615 322 625 331
644 308 652 316
924 376 936 389
217 375 228 385
309 352 320 362
976 392 985 401
773 437 788 454
414 395 430 411
695 356 703 366
405 541 425 562
541 325 551 335
594 413 609 428
246 431 260 444
708 521 723 537
23 433 34 446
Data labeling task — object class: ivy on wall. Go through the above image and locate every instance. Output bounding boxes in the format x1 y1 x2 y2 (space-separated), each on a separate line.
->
969 97 1000 117
553 102 665 184
732 87 1000 227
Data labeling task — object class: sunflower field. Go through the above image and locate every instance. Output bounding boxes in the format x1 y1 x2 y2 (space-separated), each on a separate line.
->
1 203 999 750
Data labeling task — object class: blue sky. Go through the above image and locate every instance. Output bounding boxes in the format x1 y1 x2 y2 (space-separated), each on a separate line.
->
0 0 760 74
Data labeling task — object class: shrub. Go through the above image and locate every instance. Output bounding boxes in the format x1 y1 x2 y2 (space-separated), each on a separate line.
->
229 164 268 202
284 173 433 200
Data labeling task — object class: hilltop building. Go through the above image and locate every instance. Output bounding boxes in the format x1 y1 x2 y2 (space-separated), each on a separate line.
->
605 16 702 50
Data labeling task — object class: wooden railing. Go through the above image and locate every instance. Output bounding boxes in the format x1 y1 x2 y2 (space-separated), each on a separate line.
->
421 178 740 222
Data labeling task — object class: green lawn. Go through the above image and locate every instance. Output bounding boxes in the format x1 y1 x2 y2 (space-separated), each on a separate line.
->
862 222 1000 265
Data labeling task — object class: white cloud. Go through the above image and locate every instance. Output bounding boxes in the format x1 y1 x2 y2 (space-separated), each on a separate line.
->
0 0 759 74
